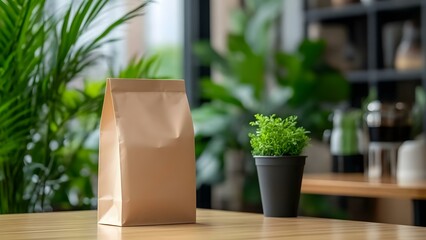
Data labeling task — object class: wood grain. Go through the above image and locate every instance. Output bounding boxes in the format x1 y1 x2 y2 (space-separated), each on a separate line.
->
302 173 426 199
0 209 425 239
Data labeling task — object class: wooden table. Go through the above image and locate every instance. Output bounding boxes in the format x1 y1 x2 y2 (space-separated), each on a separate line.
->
301 173 426 226
1 209 426 240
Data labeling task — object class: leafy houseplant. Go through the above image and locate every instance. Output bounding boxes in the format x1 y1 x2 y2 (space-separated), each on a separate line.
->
249 114 310 217
0 0 151 213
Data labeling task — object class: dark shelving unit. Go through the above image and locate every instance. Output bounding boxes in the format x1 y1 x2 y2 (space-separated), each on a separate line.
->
304 0 426 227
305 0 426 108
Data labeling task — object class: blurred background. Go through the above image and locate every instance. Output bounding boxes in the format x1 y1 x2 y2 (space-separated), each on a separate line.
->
1 0 425 226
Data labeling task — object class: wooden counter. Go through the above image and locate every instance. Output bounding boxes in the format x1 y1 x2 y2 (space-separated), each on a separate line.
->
301 173 426 226
301 173 426 199
0 209 426 239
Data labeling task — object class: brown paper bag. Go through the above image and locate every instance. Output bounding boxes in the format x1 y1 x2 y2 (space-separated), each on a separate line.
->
98 79 196 226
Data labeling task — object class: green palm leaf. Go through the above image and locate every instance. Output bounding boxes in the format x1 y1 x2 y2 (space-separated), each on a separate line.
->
0 0 151 213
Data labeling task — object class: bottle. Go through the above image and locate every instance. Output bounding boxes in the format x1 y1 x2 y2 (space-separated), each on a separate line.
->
331 109 366 173
394 20 423 71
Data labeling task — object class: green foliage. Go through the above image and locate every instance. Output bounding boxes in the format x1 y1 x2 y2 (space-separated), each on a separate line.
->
300 194 349 219
275 40 349 137
150 46 183 78
110 55 161 79
0 0 151 213
193 0 348 188
249 114 310 156
193 0 289 187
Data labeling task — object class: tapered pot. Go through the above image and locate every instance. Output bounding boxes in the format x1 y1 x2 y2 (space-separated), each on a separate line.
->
255 156 306 217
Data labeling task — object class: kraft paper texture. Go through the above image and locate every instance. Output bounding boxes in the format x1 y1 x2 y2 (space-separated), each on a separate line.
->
98 79 196 226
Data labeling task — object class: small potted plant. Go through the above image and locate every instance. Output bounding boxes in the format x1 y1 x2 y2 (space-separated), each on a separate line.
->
249 114 310 217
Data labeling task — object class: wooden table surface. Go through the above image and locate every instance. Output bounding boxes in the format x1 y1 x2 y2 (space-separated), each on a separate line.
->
302 173 426 199
0 209 425 240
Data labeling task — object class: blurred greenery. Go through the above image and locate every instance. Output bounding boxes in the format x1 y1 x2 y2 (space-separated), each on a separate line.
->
192 0 349 207
150 46 183 78
300 194 348 219
0 0 153 213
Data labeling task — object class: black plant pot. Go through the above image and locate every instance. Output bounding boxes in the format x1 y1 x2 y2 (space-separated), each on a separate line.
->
255 156 306 217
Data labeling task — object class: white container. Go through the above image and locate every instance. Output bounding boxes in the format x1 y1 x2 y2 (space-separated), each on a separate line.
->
397 137 426 185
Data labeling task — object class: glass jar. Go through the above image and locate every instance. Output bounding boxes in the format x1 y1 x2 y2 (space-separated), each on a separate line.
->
364 101 412 178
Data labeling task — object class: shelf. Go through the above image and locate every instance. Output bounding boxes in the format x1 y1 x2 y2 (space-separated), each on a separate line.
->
346 70 369 83
375 0 422 12
344 69 423 83
305 0 422 22
305 4 367 22
374 69 423 82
